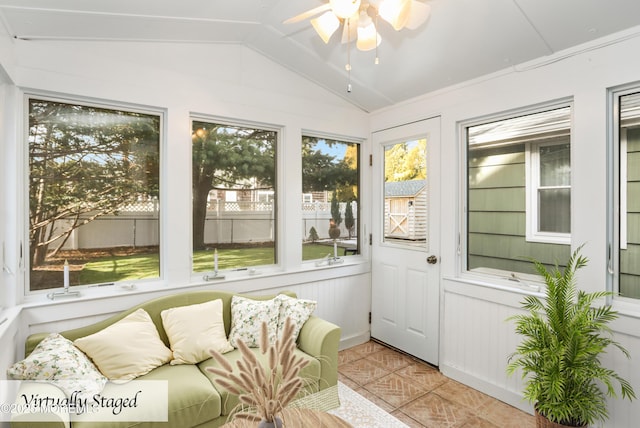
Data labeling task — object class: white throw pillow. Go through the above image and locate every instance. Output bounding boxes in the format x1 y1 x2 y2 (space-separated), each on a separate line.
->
161 299 233 365
275 294 317 341
7 333 107 399
74 308 172 382
228 296 281 348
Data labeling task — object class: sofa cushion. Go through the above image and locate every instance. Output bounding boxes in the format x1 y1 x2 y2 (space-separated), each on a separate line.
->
74 308 173 382
198 348 321 416
161 299 233 365
7 333 107 400
71 364 221 428
228 296 280 348
275 294 317 342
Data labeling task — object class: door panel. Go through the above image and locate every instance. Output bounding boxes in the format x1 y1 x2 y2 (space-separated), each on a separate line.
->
371 117 441 365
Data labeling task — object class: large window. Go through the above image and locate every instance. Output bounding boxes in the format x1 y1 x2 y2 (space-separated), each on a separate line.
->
466 105 572 276
191 119 277 273
611 88 640 300
28 97 161 291
301 136 359 261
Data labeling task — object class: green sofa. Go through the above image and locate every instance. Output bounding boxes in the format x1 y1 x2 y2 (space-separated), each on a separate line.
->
11 290 341 428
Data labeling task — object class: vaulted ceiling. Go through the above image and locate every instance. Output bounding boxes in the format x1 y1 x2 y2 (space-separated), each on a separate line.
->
1 0 639 112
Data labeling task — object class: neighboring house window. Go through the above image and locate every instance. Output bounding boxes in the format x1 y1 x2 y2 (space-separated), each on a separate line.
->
611 88 640 300
28 96 161 292
191 118 277 273
301 135 360 261
466 105 572 276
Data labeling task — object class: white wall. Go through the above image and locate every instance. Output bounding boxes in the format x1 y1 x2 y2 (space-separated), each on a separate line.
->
370 28 640 427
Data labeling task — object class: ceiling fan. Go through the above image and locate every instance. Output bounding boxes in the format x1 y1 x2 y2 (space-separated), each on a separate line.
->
284 0 432 52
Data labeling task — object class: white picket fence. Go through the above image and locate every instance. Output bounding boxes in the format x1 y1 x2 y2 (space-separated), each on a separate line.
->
53 201 358 249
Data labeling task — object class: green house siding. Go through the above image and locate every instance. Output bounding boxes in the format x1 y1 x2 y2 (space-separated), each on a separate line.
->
468 144 570 274
620 127 640 298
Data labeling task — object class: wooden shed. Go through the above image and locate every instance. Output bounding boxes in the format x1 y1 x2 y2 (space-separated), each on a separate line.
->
384 179 427 241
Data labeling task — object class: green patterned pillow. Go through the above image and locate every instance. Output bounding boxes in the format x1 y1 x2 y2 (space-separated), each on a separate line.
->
7 333 107 399
228 296 281 348
275 294 317 341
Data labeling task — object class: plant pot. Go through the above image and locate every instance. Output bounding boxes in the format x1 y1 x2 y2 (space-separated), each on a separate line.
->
535 410 587 428
257 416 283 428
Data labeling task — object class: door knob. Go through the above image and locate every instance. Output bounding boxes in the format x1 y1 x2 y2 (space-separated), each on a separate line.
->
427 255 438 264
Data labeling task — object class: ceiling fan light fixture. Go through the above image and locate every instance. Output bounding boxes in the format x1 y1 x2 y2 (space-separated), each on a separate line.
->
311 11 341 43
330 0 362 19
378 0 412 31
356 12 381 51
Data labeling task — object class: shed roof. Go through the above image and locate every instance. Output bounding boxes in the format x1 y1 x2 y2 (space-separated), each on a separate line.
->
385 180 426 197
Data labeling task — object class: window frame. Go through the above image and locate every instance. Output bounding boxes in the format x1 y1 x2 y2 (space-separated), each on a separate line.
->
189 114 281 277
460 100 573 286
300 131 362 263
608 84 640 305
23 92 166 296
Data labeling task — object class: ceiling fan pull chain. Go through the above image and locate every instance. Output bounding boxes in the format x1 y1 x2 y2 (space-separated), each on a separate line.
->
346 18 352 92
374 13 380 65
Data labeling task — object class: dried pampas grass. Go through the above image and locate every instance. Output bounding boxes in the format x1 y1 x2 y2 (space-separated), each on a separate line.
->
207 317 309 423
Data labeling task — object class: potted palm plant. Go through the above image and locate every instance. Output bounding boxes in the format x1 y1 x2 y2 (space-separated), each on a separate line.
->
507 246 635 427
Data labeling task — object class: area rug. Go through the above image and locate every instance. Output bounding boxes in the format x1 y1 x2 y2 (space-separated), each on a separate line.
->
328 382 408 428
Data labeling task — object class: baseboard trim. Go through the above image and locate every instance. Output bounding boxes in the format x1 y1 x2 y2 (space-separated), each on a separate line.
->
339 330 370 351
440 363 534 415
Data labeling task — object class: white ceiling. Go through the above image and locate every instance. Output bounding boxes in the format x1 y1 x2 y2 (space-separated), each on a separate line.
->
1 0 640 112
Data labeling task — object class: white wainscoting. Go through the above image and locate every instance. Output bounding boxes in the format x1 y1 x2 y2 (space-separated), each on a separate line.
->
440 279 640 427
10 271 371 362
0 307 20 379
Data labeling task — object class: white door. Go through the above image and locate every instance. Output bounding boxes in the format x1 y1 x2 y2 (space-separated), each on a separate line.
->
371 117 441 365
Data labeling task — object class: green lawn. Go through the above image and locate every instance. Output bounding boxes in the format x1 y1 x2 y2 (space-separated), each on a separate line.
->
79 243 348 284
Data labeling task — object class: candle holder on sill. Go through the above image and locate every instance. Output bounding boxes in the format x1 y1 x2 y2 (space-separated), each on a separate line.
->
47 287 81 300
327 256 344 266
47 260 81 300
203 271 225 281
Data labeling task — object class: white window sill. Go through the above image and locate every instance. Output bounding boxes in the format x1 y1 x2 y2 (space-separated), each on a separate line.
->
20 256 370 308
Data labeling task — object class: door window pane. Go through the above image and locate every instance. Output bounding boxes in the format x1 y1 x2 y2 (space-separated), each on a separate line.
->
28 98 161 291
383 139 427 248
301 137 359 261
191 120 277 273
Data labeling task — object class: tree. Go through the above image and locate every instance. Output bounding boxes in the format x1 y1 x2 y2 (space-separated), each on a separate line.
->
301 137 357 194
384 139 427 182
344 201 354 239
330 190 342 226
28 99 160 267
308 227 319 242
192 122 276 250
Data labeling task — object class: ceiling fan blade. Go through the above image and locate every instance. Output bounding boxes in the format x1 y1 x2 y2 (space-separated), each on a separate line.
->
283 4 332 24
405 1 431 30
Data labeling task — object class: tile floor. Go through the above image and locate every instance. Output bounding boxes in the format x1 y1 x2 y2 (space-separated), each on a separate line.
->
338 340 536 428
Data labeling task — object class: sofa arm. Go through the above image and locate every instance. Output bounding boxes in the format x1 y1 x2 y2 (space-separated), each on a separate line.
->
10 381 70 428
296 316 341 391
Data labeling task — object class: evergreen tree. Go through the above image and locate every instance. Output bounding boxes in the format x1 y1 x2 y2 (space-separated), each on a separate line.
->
308 226 319 242
330 190 342 225
344 201 354 239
